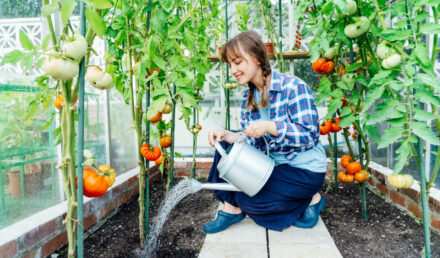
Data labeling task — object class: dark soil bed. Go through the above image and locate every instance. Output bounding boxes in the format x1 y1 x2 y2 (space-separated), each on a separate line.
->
321 180 440 257
55 177 440 257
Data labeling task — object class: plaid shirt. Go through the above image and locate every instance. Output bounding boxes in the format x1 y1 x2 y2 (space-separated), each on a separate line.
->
240 70 320 160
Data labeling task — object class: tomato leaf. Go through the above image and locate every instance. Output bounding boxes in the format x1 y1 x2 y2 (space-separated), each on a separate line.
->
42 34 51 50
345 62 362 72
415 73 440 94
339 113 357 128
386 117 406 126
366 125 380 143
61 0 77 26
153 56 167 71
363 85 384 112
159 0 174 13
368 70 392 86
366 99 399 125
413 107 437 121
25 100 39 121
392 141 411 174
414 90 440 107
178 89 200 110
87 0 113 9
378 29 411 41
411 122 440 145
146 97 167 119
414 43 433 72
420 23 440 34
1 50 24 64
19 30 34 50
151 8 168 35
85 6 106 37
377 126 402 149
323 99 342 120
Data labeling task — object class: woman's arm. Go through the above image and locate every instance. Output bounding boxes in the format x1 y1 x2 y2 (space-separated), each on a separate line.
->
208 129 243 146
270 81 319 151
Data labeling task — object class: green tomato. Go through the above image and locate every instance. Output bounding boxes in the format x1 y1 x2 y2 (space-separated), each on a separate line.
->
42 53 79 80
62 34 88 61
342 73 356 84
323 46 339 59
85 67 113 90
377 41 395 59
347 0 357 16
344 16 370 38
382 54 401 69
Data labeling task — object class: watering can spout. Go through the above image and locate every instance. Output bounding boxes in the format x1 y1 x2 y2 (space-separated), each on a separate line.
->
189 179 240 193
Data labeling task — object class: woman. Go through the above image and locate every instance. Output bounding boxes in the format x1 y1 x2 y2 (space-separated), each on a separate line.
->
204 31 328 234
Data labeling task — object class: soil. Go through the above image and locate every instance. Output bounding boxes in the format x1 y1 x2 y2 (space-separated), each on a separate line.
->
54 176 440 258
321 181 440 258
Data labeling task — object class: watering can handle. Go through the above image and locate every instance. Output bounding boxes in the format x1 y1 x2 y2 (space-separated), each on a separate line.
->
238 131 271 157
214 141 227 158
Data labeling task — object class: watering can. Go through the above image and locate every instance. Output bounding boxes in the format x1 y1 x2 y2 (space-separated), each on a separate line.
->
191 136 275 197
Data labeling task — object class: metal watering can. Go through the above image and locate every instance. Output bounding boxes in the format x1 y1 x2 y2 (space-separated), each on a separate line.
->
191 136 274 197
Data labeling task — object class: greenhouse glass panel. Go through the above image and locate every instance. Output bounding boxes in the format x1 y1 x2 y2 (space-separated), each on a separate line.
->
83 88 107 168
108 89 137 174
0 89 62 229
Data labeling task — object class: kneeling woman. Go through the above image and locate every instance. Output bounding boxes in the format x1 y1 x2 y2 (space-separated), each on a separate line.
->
205 31 328 233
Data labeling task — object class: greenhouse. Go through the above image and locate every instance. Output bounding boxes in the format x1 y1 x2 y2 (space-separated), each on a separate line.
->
1 0 440 257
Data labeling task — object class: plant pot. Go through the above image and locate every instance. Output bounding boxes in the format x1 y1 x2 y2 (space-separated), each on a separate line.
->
264 42 276 55
8 168 43 199
8 170 21 199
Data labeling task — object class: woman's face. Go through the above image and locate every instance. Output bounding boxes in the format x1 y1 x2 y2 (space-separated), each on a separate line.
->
228 50 261 85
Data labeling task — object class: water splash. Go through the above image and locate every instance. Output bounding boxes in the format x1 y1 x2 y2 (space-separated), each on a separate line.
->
140 178 203 257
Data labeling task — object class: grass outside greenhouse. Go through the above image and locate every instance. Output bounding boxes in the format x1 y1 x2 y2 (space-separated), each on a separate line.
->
1 0 440 257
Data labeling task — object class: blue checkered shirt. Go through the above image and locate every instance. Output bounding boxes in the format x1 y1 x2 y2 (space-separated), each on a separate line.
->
240 70 320 160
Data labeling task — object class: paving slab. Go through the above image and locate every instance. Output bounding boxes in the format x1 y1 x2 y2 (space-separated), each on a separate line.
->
268 219 342 258
199 213 341 258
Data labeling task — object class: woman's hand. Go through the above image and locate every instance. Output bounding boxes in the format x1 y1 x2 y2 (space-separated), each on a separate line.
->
243 121 277 138
208 129 226 146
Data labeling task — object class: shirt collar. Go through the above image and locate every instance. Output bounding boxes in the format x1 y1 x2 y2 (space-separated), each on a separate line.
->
268 70 282 92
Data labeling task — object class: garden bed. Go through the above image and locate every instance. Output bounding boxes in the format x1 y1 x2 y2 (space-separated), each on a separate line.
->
321 181 440 257
55 177 440 257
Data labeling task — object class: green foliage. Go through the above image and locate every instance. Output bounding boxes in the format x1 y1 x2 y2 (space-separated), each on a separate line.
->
235 2 251 32
0 0 42 18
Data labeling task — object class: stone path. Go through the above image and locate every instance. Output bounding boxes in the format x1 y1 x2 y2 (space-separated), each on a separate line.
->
199 215 342 258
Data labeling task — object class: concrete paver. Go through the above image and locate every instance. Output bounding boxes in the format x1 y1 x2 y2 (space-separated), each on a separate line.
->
199 207 342 258
268 219 342 258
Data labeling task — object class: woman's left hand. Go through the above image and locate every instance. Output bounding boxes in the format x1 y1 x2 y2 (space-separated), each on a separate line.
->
243 121 270 138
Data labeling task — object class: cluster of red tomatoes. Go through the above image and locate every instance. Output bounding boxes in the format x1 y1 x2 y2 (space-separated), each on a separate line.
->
320 118 342 135
337 155 369 183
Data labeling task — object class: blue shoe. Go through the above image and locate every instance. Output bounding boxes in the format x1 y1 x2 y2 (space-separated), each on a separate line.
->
294 195 326 229
203 210 245 234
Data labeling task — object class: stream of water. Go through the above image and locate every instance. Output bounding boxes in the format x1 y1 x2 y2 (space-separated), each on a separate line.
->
140 178 203 257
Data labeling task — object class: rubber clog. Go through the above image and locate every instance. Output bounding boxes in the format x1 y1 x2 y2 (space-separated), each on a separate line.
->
294 195 326 229
203 210 245 234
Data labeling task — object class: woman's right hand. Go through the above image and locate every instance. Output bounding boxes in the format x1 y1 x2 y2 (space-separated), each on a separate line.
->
208 129 226 146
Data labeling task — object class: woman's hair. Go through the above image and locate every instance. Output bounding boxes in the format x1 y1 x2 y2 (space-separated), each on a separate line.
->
220 31 271 111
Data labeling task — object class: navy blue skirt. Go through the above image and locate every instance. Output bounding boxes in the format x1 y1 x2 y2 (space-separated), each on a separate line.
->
208 141 325 231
